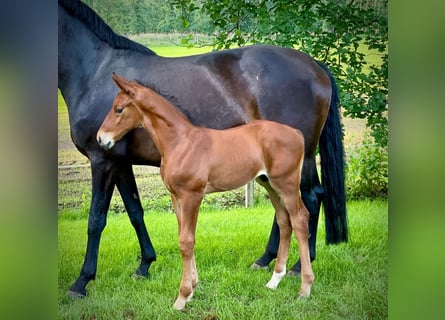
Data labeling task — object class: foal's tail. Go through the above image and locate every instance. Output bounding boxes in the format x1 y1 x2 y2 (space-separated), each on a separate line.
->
316 61 348 244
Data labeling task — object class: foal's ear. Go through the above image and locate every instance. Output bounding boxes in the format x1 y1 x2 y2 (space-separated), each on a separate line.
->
112 72 136 98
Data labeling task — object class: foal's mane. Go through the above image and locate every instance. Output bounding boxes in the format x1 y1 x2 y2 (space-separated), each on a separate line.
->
59 0 155 55
135 80 195 122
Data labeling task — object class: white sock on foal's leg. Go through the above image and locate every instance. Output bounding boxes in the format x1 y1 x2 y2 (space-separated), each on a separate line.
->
266 266 286 289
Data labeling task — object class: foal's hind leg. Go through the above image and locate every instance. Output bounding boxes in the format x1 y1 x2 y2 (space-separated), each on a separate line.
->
256 178 291 289
266 174 314 298
283 194 314 297
288 157 321 275
266 205 292 290
253 158 321 274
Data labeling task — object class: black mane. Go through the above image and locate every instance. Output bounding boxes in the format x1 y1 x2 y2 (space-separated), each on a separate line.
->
59 0 155 55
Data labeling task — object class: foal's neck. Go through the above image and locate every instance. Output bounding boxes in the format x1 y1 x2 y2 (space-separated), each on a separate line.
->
138 91 195 156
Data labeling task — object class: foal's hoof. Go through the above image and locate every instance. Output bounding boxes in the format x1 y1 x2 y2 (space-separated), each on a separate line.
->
287 269 301 277
173 300 186 311
250 262 269 270
297 291 311 300
173 295 192 311
67 290 86 299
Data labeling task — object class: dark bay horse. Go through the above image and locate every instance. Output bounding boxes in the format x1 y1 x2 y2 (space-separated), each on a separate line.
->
58 0 347 298
97 74 314 310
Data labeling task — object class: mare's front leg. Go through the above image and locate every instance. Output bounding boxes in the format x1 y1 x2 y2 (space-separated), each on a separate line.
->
68 160 116 298
172 192 202 311
115 162 156 277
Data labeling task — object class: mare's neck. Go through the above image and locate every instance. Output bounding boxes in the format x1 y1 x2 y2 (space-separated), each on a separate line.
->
58 6 111 100
138 92 195 157
58 3 155 100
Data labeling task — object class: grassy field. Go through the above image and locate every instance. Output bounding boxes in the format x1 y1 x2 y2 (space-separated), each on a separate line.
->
150 45 214 57
58 44 385 319
59 200 387 319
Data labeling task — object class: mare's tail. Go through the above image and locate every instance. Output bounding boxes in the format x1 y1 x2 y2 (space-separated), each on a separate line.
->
316 61 348 244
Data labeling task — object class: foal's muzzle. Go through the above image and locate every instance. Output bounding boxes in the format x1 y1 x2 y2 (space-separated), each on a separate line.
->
97 133 115 150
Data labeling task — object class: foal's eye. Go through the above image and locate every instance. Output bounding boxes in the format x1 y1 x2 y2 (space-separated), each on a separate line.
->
115 107 123 114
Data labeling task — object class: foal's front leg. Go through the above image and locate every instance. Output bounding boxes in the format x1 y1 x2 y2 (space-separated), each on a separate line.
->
172 193 202 311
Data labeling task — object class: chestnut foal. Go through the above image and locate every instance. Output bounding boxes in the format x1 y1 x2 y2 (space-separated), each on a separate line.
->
97 73 314 310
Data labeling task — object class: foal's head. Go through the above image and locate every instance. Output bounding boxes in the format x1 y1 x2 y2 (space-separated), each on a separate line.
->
97 73 145 150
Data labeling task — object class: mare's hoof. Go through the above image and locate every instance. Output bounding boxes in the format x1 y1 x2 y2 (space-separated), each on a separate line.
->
131 272 148 280
67 290 86 299
133 267 149 278
250 262 269 270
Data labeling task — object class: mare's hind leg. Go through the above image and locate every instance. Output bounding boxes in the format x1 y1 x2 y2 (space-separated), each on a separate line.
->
115 162 156 278
69 160 116 298
251 176 280 270
251 215 280 270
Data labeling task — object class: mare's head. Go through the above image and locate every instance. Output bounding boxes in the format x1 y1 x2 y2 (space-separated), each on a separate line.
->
97 73 145 150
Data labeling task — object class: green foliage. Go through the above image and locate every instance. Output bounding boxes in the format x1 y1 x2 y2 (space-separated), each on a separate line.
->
174 0 388 148
82 0 213 34
345 133 388 199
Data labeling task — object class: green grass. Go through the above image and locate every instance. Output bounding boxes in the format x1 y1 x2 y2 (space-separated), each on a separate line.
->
151 45 213 57
58 199 387 319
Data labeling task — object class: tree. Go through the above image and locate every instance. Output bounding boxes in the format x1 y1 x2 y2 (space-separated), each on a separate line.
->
175 0 388 148
133 0 148 34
